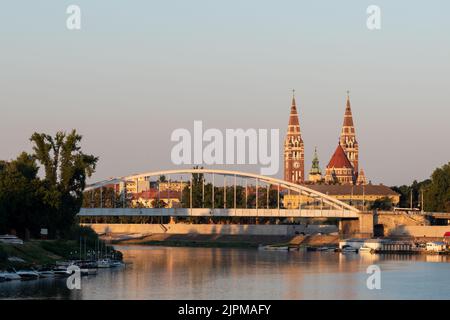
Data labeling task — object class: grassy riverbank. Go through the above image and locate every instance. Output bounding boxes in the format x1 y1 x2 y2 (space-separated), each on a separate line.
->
0 240 81 269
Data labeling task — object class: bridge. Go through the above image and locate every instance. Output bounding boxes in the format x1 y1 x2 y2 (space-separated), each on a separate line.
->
79 168 360 219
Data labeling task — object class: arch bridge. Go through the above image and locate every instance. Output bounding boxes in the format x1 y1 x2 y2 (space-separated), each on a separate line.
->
78 168 360 219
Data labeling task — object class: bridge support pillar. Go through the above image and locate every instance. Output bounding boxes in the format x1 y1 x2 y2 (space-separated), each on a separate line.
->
339 214 373 238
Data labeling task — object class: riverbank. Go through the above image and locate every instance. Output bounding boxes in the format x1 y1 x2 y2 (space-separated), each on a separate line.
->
112 233 340 249
0 240 84 269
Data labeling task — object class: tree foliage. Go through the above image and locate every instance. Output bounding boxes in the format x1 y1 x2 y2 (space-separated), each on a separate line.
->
0 130 98 238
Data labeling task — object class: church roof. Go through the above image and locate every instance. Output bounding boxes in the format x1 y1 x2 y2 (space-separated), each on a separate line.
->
306 184 399 197
327 144 353 169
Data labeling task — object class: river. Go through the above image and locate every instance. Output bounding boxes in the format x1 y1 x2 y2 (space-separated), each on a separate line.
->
1 245 450 299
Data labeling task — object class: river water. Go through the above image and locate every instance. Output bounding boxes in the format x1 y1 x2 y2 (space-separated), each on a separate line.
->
1 245 450 299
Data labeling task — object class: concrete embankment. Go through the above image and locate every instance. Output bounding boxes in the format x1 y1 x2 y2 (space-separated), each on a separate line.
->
84 223 338 236
113 233 340 248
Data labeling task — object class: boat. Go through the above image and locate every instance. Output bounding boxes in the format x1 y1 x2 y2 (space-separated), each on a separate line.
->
97 259 112 268
53 265 72 277
16 269 40 280
258 245 289 251
359 246 374 254
341 246 358 253
36 268 55 278
0 269 21 281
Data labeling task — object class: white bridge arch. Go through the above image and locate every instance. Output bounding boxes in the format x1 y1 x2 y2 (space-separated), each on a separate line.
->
80 168 360 219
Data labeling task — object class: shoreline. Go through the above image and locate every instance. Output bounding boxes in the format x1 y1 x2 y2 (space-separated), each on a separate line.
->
110 233 340 249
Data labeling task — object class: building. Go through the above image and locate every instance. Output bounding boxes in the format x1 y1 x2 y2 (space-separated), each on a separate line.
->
324 143 355 185
339 92 359 175
131 189 182 208
356 169 367 185
283 184 400 210
284 91 305 184
308 147 322 183
159 181 188 192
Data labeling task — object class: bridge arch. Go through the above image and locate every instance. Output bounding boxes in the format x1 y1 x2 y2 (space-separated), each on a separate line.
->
84 168 359 213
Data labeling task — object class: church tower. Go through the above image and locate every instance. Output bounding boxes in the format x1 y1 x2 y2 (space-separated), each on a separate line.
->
339 91 359 176
308 147 322 183
284 90 304 184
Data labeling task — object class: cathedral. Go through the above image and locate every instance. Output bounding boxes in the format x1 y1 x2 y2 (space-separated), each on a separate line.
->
283 91 367 186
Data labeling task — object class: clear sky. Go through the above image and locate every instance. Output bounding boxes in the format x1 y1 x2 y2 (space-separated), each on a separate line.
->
1 0 449 186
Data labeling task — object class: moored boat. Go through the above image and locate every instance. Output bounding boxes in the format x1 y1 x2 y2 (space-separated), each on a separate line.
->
0 269 22 281
16 269 40 280
359 246 374 254
97 259 112 268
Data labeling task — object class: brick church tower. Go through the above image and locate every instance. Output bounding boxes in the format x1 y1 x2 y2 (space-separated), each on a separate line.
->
339 92 359 177
284 91 304 184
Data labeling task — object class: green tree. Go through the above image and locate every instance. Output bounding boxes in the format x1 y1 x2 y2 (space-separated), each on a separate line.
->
0 152 43 237
424 162 450 212
30 130 98 237
369 197 393 211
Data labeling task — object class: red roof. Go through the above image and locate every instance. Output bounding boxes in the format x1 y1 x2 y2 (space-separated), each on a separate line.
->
327 144 353 169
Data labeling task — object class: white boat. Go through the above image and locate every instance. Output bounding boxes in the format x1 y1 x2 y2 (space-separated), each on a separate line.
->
16 269 40 280
36 268 55 277
97 259 111 268
0 269 21 281
53 265 72 277
359 246 374 254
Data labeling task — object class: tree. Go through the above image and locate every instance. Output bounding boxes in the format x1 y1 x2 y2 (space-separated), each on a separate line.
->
369 197 393 211
30 130 98 237
0 152 43 237
424 162 450 212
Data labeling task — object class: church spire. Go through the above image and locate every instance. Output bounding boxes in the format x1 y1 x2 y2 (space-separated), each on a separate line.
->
284 89 304 184
289 89 299 126
339 90 359 177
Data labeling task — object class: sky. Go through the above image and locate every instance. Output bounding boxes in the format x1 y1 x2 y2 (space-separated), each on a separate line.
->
0 0 449 186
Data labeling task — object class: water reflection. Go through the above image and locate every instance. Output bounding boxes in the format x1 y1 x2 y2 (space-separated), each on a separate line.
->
1 246 449 300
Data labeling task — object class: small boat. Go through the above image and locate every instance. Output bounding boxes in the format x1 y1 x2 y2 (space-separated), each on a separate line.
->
341 246 358 253
16 269 40 280
258 245 289 251
97 259 111 268
53 265 72 277
0 269 21 281
359 246 374 254
36 268 55 278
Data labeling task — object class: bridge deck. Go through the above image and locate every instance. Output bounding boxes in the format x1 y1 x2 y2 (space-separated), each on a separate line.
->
78 208 360 218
